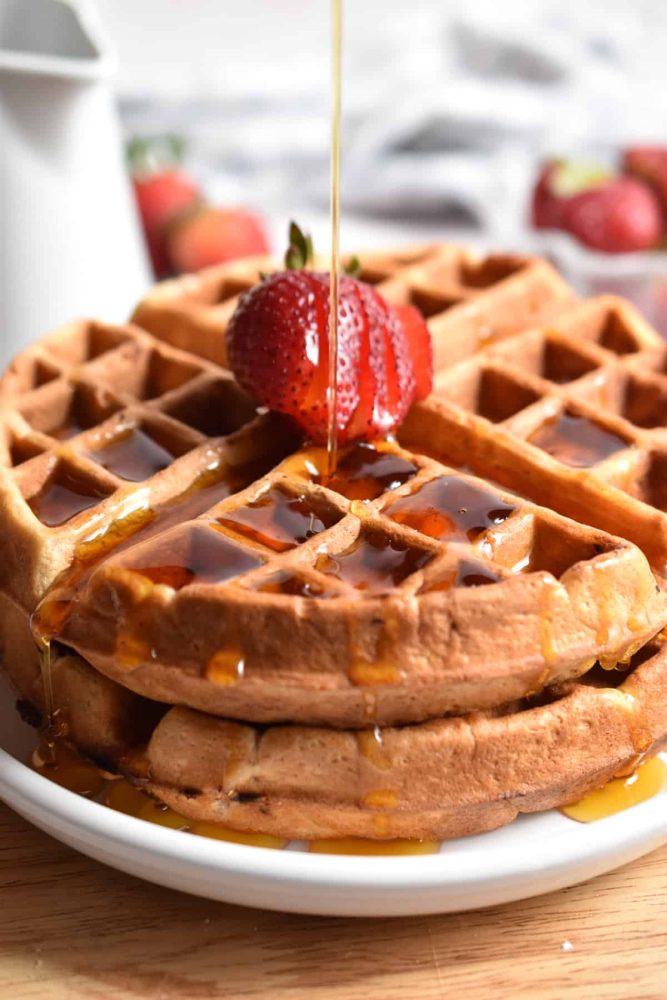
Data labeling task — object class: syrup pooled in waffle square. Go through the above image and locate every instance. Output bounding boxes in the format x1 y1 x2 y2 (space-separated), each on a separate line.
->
398 294 667 571
0 319 300 610
131 244 574 372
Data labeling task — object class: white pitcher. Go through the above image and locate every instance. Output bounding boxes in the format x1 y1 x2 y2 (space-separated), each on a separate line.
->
0 0 151 367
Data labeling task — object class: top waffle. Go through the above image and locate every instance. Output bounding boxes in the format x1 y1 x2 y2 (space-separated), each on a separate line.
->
0 246 665 730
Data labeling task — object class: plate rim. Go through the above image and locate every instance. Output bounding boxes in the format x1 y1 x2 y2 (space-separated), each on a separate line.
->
3 741 667 896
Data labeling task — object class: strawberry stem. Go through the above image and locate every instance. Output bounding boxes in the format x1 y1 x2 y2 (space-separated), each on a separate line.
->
126 135 186 177
285 221 315 269
343 255 360 277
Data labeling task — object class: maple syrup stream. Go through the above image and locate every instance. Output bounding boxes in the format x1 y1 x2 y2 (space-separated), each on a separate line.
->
326 0 343 477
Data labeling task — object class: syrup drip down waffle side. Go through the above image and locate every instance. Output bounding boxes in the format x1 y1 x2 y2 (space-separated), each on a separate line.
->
15 635 667 841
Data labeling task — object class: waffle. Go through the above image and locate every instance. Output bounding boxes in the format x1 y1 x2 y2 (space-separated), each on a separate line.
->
2 247 667 842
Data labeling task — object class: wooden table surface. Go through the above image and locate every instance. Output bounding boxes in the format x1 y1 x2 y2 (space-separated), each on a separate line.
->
2 799 667 1000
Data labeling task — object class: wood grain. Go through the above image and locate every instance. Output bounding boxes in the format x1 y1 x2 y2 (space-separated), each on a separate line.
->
2 799 667 1000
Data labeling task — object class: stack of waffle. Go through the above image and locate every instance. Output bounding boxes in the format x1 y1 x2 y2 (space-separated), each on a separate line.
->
2 244 667 841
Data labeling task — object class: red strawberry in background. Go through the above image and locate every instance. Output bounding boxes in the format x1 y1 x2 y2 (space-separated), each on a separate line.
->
623 145 667 217
226 224 432 445
129 137 202 277
562 177 661 253
167 206 270 274
531 159 612 231
530 157 662 253
531 162 565 229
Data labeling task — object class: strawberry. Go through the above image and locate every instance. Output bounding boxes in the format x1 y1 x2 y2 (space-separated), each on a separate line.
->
531 160 611 231
531 162 565 229
623 145 667 215
394 305 432 401
167 206 270 274
128 137 201 277
226 225 432 444
562 177 662 253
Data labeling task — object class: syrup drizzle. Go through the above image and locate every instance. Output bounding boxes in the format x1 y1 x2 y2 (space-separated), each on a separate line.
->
316 529 434 592
215 485 339 552
326 0 343 476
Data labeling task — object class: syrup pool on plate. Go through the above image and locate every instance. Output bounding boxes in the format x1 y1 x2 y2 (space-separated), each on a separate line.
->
561 754 667 822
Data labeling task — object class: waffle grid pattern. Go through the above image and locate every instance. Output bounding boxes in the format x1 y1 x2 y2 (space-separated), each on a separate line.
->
400 294 667 568
71 439 627 606
0 313 646 620
0 269 663 730
0 319 298 608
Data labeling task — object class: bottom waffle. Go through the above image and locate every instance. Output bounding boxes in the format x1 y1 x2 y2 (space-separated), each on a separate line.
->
5 593 667 842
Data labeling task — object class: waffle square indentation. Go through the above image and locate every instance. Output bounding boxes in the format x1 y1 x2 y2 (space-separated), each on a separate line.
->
216 484 342 553
385 475 517 542
321 443 419 501
125 523 265 590
315 527 435 592
85 424 182 482
442 366 542 423
568 306 643 355
27 461 114 527
42 323 132 366
589 371 667 430
161 378 258 437
528 410 631 468
128 350 205 402
419 557 502 593
21 383 122 441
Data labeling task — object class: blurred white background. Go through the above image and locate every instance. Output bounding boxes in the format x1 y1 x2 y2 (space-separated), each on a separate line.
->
97 0 667 250
2 0 667 358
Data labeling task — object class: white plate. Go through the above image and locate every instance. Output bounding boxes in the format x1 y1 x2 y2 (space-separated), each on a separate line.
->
2 674 667 917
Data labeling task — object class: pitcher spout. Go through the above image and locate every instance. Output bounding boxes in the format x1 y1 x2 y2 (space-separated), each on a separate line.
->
0 0 114 80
